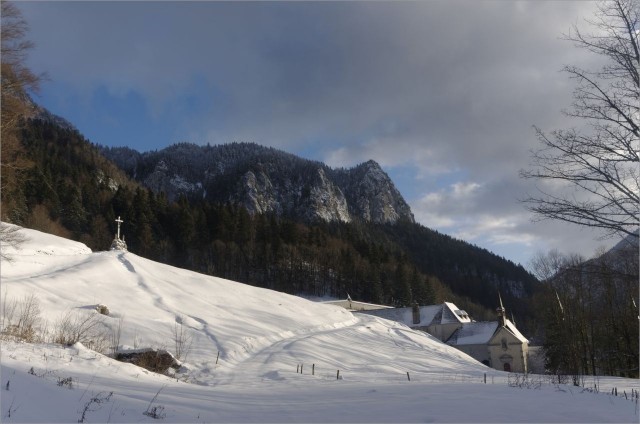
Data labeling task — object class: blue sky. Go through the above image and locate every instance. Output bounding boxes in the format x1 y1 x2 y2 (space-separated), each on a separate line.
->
18 0 617 267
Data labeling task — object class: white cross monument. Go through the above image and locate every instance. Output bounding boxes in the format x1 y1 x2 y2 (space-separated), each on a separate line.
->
115 216 123 240
110 216 128 251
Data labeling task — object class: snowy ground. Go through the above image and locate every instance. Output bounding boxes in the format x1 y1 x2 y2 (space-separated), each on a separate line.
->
1 225 638 423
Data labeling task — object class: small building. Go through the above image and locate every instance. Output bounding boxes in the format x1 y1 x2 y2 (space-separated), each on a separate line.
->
446 311 529 373
327 297 529 373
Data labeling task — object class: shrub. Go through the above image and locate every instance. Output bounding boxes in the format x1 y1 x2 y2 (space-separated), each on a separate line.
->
52 310 109 352
173 315 193 361
96 304 109 315
116 349 180 374
57 376 74 389
1 293 43 342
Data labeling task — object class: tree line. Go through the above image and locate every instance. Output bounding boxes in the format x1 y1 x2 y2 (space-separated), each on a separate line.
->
9 119 506 318
532 244 638 379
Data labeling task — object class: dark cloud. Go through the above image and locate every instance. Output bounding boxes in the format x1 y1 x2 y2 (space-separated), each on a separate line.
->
19 1 615 266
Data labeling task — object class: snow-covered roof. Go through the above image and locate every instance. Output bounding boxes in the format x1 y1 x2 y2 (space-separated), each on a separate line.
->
356 305 416 322
353 302 472 327
503 319 528 344
447 322 499 346
447 318 529 346
321 299 393 311
435 302 472 324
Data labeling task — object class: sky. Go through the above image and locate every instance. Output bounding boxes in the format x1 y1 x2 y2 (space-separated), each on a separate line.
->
17 0 619 268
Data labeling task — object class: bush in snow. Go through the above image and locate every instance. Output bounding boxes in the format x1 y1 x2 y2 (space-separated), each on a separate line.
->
56 376 74 389
95 304 110 315
143 385 167 419
173 315 193 361
116 349 181 374
78 391 113 423
52 310 109 352
0 293 42 343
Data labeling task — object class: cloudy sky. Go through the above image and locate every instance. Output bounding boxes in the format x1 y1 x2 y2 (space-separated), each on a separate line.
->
18 1 617 268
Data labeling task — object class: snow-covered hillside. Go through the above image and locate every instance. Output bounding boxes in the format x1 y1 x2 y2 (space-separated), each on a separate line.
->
1 225 638 422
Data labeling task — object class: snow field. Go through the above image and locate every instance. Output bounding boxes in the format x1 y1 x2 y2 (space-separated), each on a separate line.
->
1 225 638 422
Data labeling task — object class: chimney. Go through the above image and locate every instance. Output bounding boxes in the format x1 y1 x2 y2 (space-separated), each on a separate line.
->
412 303 420 325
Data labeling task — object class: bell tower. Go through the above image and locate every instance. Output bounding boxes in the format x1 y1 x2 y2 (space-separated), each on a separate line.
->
496 292 506 326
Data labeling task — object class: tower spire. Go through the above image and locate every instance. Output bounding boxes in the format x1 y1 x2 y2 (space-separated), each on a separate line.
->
497 292 506 326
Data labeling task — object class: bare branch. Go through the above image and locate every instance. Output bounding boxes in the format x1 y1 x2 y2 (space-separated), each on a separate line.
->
522 0 640 240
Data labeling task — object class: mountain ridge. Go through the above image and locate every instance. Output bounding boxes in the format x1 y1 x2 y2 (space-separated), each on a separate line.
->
100 142 415 225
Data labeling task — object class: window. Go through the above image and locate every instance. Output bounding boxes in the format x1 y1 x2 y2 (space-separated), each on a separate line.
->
503 363 511 372
501 338 508 350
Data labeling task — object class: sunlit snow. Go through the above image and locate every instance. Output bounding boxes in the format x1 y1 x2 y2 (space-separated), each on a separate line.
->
1 225 637 423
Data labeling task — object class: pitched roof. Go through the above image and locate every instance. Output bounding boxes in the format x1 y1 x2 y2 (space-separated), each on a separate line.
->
351 302 472 328
447 321 499 346
437 302 472 324
322 299 393 311
502 319 528 344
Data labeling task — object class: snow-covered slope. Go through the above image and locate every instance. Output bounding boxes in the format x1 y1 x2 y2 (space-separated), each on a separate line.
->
1 226 638 423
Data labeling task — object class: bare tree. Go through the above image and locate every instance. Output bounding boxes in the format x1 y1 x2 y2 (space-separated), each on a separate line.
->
1 1 40 222
522 0 639 239
532 239 639 378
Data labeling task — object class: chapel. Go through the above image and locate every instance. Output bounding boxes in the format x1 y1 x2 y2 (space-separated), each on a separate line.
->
326 296 529 373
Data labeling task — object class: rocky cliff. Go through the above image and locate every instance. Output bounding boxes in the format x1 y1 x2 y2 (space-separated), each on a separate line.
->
101 142 415 224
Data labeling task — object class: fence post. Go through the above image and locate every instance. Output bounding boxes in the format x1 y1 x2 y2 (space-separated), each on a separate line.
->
297 364 299 373
337 370 340 380
301 364 303 374
406 372 410 381
484 373 486 384
312 364 315 376
216 351 220 364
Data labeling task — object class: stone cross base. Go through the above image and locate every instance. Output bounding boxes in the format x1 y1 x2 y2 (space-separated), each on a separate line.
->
110 237 128 252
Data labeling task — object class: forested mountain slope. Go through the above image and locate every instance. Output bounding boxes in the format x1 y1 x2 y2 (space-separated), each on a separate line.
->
3 113 539 329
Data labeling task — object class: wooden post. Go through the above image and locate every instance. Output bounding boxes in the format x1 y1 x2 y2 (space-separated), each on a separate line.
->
337 370 340 380
312 364 315 376
216 351 220 364
297 364 299 373
406 372 410 381
484 373 486 384
301 364 303 374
